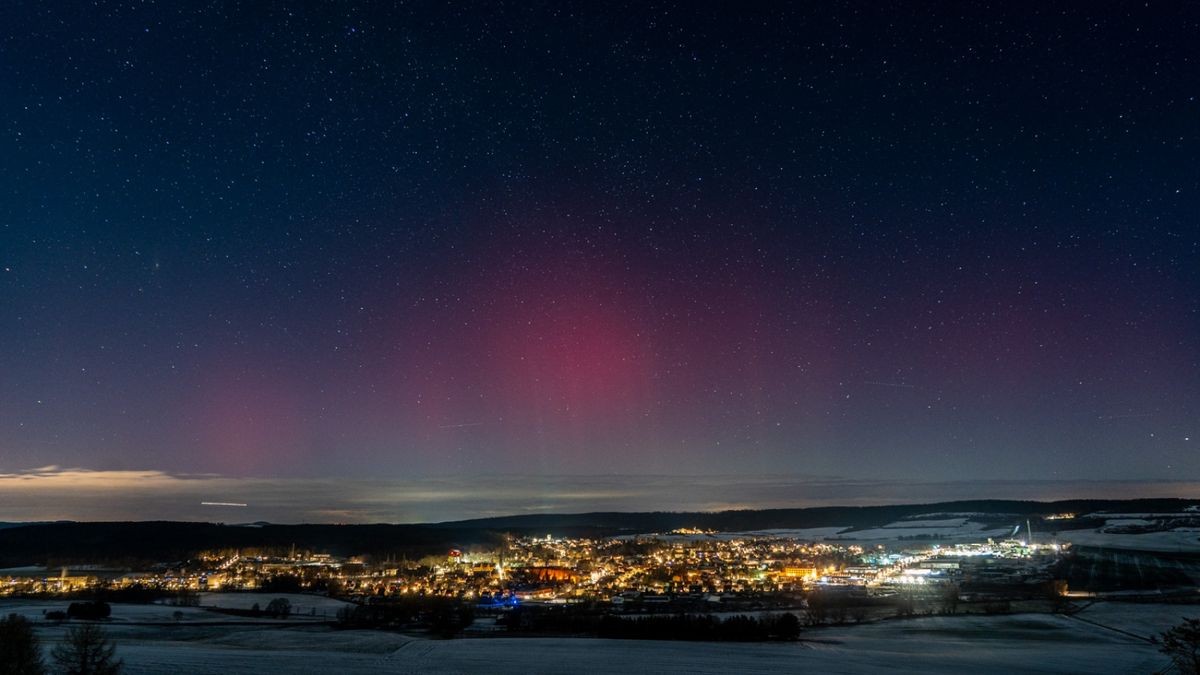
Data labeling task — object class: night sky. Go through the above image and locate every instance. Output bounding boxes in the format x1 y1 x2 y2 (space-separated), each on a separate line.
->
1 3 1198 516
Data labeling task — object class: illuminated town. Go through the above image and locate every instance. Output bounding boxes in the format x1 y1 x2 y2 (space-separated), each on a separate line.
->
2 529 1067 618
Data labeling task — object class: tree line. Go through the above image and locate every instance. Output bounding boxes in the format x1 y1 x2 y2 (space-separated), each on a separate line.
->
0 614 123 674
496 605 802 642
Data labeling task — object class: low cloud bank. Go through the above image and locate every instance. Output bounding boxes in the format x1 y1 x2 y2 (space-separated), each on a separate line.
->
1 467 1196 524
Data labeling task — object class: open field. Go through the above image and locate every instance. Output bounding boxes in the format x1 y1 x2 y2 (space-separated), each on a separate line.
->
1057 547 1200 592
3 599 1188 674
1054 528 1200 553
200 592 355 618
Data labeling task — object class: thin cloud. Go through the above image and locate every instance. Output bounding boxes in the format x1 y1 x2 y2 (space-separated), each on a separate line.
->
2 469 1198 524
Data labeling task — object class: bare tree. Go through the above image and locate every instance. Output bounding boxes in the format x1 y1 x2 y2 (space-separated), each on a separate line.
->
894 589 916 617
940 584 960 615
1160 618 1200 675
803 593 828 626
850 605 869 624
51 624 122 675
265 597 292 618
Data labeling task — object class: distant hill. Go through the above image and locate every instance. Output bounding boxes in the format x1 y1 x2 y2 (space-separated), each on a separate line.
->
0 521 67 531
434 498 1197 532
0 498 1194 567
0 521 499 567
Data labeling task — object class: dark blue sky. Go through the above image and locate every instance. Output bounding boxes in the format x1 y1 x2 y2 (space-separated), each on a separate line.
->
1 2 1197 489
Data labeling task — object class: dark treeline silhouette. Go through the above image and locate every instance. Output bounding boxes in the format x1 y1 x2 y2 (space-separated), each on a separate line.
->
206 597 293 619
0 522 499 567
66 601 112 621
498 606 801 641
259 575 303 594
597 613 802 641
336 597 475 637
803 590 892 624
4 586 169 604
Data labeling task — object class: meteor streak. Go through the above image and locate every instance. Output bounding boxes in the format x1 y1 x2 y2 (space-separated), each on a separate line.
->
863 381 916 389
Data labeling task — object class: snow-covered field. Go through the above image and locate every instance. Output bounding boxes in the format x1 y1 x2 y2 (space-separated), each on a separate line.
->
1069 601 1199 637
2 599 240 624
1053 525 1200 552
722 527 850 540
199 592 355 617
4 600 1183 674
827 517 1013 543
0 596 346 626
753 512 1200 554
636 515 1200 553
884 518 979 528
661 520 1016 544
1057 512 1200 552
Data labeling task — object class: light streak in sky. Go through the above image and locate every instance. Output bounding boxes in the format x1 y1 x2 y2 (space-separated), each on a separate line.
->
863 381 916 389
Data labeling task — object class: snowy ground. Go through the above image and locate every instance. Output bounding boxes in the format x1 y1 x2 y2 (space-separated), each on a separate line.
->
0 596 343 628
825 517 1013 543
648 520 1015 544
640 515 1200 553
1069 601 1199 637
199 591 354 618
4 600 1185 674
2 599 247 624
714 527 850 540
1054 527 1200 552
633 517 1200 552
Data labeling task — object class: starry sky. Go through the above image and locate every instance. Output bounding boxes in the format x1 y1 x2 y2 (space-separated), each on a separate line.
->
1 2 1198 511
